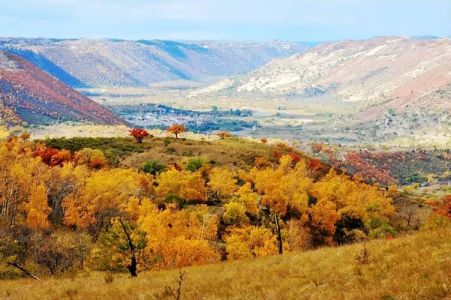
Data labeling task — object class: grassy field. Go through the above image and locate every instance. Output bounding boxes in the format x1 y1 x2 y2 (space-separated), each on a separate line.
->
41 136 275 169
1 227 449 300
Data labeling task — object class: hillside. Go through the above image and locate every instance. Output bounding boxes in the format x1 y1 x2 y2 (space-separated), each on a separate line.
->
0 51 124 126
1 227 449 300
198 37 451 117
0 38 312 87
0 133 448 299
41 135 276 169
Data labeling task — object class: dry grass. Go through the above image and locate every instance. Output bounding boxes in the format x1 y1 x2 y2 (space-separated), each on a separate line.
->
1 227 449 300
120 137 273 170
38 135 274 169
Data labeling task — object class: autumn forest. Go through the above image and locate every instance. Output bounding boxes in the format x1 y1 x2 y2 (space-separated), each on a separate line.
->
0 128 403 277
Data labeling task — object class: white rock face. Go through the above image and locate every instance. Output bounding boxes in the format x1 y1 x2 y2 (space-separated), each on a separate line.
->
197 37 451 115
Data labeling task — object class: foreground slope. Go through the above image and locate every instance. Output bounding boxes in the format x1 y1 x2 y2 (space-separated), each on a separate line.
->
0 38 312 87
0 51 124 126
1 227 449 300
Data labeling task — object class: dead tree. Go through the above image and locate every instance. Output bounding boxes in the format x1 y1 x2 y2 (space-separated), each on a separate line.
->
273 212 283 255
174 270 186 300
166 270 186 300
7 262 40 280
119 219 138 277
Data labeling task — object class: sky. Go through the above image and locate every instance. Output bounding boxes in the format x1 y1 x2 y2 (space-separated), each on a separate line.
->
0 0 450 41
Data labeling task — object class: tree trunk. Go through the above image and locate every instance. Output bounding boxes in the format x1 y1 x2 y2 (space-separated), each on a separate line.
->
79 238 84 270
407 210 414 227
175 270 186 300
127 256 138 277
119 219 138 277
7 262 40 280
273 212 283 254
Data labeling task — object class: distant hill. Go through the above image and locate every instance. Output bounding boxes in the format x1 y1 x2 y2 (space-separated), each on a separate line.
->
0 51 124 126
0 38 312 87
198 37 451 117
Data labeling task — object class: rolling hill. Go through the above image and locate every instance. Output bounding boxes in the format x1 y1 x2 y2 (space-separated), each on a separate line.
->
198 37 451 117
0 38 312 88
0 51 124 126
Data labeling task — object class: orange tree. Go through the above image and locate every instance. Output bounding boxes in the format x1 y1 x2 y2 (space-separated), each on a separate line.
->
167 124 186 139
217 131 232 139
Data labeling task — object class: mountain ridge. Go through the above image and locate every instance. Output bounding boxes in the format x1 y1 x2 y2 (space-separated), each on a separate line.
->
196 36 451 118
0 38 312 88
0 51 124 126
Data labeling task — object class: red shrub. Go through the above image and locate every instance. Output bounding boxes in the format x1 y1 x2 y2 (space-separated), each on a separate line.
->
130 128 149 143
308 159 321 171
289 153 301 164
33 146 72 166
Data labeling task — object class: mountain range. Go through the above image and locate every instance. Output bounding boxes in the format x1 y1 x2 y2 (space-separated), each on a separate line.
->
0 38 311 88
0 36 450 133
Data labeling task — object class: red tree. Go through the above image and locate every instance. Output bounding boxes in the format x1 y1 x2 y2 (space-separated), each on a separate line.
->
130 128 149 143
33 146 72 166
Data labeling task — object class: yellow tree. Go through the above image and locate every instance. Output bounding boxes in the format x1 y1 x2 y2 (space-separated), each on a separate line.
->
138 203 220 269
251 155 312 254
225 225 278 260
231 182 259 216
311 169 394 244
0 138 52 227
74 148 108 169
156 169 207 204
24 184 51 229
223 202 249 226
208 167 238 201
63 168 153 239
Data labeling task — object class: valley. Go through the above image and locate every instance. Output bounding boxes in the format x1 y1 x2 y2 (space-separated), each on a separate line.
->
0 35 450 300
79 84 450 148
1 36 449 148
1 1 451 299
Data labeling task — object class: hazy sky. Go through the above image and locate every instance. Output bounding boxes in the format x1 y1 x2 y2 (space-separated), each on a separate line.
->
0 0 450 41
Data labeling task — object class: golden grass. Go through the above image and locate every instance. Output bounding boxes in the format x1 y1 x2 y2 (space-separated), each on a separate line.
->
1 227 449 300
